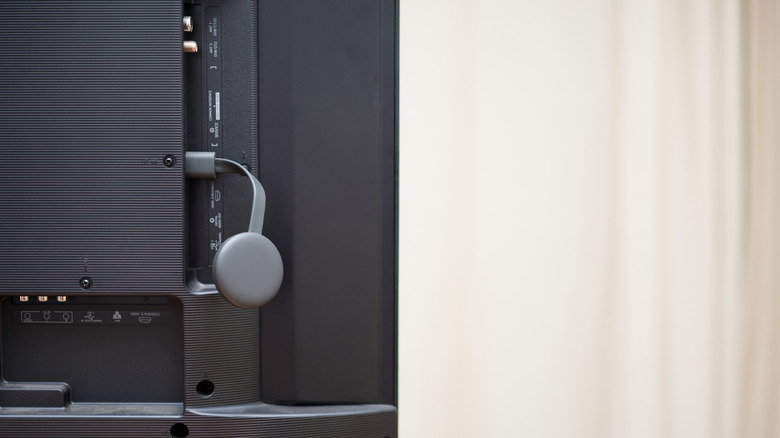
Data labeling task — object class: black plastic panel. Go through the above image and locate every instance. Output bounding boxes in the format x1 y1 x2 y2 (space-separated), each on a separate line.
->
258 0 397 405
1 297 184 404
0 0 397 435
0 408 396 437
0 1 184 296
184 0 260 287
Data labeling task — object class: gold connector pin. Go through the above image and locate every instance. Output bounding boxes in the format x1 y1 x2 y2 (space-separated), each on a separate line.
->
183 41 198 53
183 16 193 32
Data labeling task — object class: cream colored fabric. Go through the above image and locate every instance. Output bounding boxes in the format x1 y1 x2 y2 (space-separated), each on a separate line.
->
399 0 763 436
742 0 780 436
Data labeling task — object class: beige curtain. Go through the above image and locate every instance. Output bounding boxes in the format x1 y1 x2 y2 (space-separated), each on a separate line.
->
743 0 780 436
400 0 778 436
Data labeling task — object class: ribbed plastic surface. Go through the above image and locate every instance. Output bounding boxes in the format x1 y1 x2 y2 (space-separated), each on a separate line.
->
0 1 398 436
0 1 183 295
183 295 261 407
0 410 397 437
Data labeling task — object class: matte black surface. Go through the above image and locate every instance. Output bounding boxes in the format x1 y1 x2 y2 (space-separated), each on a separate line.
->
0 0 184 296
0 383 69 408
1 297 184 404
0 409 396 437
258 0 398 405
184 0 260 287
0 0 398 435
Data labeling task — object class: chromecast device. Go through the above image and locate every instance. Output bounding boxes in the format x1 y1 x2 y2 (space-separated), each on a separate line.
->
185 151 283 308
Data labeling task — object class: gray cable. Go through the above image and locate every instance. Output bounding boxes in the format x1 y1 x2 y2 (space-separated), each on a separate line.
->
214 157 266 234
184 151 266 233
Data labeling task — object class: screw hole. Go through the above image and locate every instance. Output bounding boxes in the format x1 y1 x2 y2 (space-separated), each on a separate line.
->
196 380 214 397
170 423 189 438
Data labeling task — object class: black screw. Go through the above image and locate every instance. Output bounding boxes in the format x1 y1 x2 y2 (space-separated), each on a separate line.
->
164 155 176 167
80 277 92 289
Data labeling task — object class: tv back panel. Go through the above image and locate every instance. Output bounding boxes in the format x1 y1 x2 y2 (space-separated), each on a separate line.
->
0 1 397 436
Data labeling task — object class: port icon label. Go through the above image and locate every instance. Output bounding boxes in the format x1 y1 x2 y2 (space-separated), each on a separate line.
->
16 310 73 324
14 310 169 326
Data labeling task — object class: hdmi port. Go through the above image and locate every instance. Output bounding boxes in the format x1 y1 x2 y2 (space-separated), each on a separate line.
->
138 317 152 324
